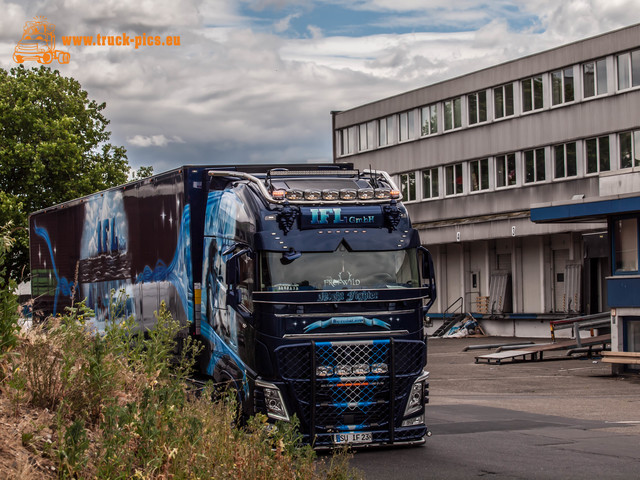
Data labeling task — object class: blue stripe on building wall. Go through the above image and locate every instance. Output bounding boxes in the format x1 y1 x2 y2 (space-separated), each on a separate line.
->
607 276 640 308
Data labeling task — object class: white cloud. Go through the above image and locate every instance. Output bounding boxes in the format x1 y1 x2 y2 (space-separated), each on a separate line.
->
274 12 302 32
127 134 185 148
0 1 27 41
3 0 640 173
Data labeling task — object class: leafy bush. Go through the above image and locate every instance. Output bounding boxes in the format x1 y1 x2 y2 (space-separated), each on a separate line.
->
1 297 363 479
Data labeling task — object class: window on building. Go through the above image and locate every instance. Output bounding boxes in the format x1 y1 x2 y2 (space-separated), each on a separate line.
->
553 142 577 178
358 122 375 152
586 136 610 174
398 111 415 142
619 131 640 169
583 59 607 98
522 75 543 112
421 104 437 136
444 97 462 131
614 217 638 273
422 168 439 199
469 158 489 192
551 67 575 105
524 148 546 183
339 127 357 156
445 163 463 196
358 124 367 151
468 90 487 125
494 83 514 119
378 116 393 147
617 50 640 90
399 172 416 201
495 153 516 188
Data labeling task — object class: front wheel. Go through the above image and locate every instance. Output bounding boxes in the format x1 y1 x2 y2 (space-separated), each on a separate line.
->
38 52 53 64
213 360 246 425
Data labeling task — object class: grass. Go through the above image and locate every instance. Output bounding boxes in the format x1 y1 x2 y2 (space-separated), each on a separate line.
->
0 299 363 479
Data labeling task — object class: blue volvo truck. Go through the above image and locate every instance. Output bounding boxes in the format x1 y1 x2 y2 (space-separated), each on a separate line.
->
29 164 436 448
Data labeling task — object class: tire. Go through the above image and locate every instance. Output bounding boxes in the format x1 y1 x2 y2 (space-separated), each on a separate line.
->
58 52 70 64
213 359 246 425
38 52 53 64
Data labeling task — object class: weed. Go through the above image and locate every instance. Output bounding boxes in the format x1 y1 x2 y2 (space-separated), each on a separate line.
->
6 363 28 416
57 418 89 478
0 223 20 381
1 294 364 479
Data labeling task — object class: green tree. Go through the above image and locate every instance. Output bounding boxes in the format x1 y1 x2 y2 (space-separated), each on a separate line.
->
0 65 131 281
132 165 154 180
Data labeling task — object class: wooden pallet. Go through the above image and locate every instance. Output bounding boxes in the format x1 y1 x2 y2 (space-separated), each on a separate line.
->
601 351 640 365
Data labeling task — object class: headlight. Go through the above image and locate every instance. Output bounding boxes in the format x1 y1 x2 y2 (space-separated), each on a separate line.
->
404 371 429 417
352 363 370 375
402 414 425 427
371 363 388 374
334 364 352 376
256 380 290 422
316 365 333 377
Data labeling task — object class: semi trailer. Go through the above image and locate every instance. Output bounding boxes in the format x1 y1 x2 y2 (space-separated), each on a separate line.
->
29 163 436 448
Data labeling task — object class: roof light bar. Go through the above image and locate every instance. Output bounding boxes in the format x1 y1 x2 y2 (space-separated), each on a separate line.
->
374 189 391 199
358 189 374 200
285 189 304 200
304 190 322 201
339 189 357 200
207 170 403 204
272 190 286 200
322 189 340 200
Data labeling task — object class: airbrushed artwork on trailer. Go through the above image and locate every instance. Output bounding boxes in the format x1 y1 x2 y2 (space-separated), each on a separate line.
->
200 188 255 392
30 179 193 331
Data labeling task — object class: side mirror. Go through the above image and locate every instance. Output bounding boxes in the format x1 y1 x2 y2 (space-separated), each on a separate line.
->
418 246 437 309
281 248 301 265
224 245 254 321
224 243 252 285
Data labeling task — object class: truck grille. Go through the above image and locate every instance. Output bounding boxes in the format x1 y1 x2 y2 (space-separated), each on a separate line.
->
275 339 425 446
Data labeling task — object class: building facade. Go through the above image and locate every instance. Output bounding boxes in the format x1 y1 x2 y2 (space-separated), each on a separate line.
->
332 24 640 336
532 175 640 370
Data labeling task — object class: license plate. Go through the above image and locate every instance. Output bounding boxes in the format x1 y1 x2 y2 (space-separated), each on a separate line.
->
333 432 372 445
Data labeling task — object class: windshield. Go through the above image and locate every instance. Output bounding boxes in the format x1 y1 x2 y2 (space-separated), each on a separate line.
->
259 244 419 291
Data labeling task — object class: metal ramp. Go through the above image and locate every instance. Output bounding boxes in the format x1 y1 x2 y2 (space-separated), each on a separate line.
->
474 334 611 365
432 297 468 338
432 313 467 337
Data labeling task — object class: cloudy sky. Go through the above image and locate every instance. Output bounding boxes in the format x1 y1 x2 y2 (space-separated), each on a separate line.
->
2 0 640 173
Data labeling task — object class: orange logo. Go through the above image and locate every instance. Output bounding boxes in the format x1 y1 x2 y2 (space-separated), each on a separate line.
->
13 16 70 65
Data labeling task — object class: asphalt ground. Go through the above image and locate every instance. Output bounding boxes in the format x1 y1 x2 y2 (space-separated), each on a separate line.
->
426 336 640 434
347 336 640 479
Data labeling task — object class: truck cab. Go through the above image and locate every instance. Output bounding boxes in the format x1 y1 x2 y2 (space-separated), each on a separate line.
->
200 165 436 448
